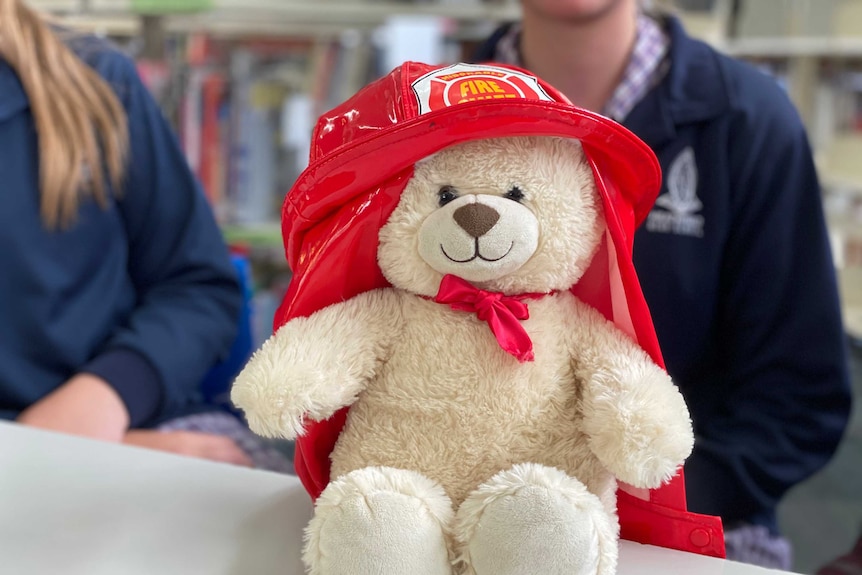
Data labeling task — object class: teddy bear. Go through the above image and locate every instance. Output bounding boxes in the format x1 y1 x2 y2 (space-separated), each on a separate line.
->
230 62 697 575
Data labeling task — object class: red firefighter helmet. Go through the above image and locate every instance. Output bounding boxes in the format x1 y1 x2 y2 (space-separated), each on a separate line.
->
275 61 724 558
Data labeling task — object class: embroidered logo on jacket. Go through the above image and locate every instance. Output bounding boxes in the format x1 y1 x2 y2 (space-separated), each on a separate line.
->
646 147 704 237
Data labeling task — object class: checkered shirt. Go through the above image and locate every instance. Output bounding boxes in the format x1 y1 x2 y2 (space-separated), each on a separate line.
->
494 13 669 122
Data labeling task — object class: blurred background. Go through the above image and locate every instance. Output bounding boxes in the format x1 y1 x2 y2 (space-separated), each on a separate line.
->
30 1 862 572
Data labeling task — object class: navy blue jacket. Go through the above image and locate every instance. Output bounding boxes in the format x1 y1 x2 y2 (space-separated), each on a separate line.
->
476 17 853 531
0 36 241 427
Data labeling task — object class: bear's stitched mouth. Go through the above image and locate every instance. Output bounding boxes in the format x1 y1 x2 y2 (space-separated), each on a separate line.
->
440 239 514 263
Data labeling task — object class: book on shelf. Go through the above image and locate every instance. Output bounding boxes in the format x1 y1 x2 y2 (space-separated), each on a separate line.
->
139 31 401 231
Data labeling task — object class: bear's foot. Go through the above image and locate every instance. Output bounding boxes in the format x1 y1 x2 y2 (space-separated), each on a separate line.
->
303 466 455 575
453 463 618 575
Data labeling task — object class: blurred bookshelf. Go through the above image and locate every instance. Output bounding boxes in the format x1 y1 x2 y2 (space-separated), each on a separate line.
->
34 1 523 237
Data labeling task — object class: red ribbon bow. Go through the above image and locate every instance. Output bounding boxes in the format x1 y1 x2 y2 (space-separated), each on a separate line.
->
433 274 543 363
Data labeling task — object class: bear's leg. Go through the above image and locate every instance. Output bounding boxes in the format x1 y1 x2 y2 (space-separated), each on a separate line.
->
302 466 455 575
453 463 617 575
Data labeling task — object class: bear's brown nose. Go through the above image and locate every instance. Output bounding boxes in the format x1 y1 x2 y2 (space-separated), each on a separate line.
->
453 203 500 238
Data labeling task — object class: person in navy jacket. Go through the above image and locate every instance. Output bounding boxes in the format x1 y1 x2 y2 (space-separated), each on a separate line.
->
0 0 288 471
474 0 853 569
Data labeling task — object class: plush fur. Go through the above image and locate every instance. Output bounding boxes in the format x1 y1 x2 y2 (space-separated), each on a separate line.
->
231 136 694 575
453 463 616 575
304 466 454 574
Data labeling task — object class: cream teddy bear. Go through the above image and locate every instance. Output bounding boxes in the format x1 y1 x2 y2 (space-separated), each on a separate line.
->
231 133 694 575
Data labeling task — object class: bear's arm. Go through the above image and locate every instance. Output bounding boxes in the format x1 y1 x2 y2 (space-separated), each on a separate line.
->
230 288 404 439
567 299 694 489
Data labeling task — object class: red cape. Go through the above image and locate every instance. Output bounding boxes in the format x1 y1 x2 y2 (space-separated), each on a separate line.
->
274 62 724 558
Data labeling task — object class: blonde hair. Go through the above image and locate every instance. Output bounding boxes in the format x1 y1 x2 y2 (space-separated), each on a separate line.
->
0 0 128 228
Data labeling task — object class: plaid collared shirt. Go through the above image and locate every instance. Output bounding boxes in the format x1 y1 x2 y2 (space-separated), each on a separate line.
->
494 13 669 122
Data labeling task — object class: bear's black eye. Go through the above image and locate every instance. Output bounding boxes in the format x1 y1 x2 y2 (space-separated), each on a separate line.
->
504 186 525 202
438 185 459 207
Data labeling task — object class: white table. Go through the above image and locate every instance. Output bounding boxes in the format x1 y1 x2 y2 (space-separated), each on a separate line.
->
0 421 799 574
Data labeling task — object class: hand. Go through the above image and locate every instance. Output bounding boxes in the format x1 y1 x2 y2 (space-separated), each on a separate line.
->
123 430 253 467
17 373 130 442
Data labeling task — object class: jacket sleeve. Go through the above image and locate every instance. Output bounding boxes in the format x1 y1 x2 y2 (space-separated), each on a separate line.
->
683 82 853 527
82 51 242 427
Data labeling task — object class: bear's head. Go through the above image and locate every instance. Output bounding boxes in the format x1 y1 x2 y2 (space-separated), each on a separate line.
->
377 136 606 296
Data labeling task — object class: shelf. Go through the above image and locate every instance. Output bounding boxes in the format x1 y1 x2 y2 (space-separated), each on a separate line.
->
27 0 82 10
723 36 862 59
43 1 522 38
822 172 862 198
93 0 520 20
54 12 142 35
839 266 862 340
819 135 862 198
222 223 283 248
